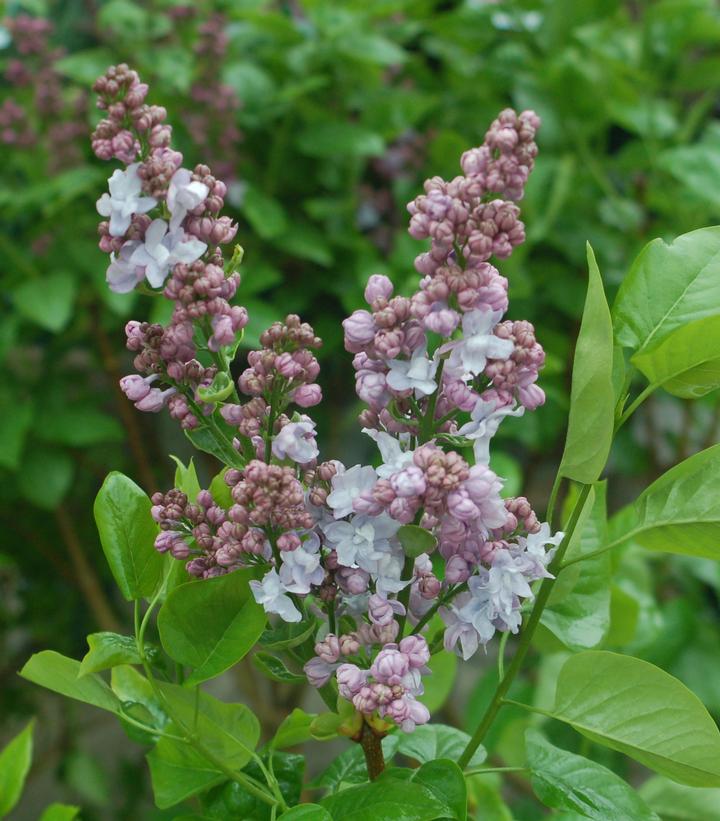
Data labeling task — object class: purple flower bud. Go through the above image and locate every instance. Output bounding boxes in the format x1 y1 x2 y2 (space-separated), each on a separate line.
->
135 387 176 413
277 532 301 552
304 656 335 688
445 554 471 584
291 383 322 407
120 373 157 401
340 633 361 655
337 663 367 699
353 685 379 714
371 647 409 686
342 310 376 351
368 593 405 626
314 633 341 664
399 635 430 669
390 465 426 498
364 274 393 304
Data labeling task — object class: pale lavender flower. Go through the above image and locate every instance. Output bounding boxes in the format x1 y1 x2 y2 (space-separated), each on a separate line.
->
386 345 438 396
322 513 399 568
167 167 209 231
129 218 207 288
326 464 378 519
272 416 319 464
445 308 513 377
250 568 301 622
457 398 524 464
278 534 325 594
96 163 156 236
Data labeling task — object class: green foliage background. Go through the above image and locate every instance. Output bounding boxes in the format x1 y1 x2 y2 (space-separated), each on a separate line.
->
2 0 720 818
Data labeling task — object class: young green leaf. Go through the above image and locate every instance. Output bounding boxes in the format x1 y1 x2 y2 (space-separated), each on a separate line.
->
613 443 720 560
397 524 438 558
20 651 122 714
38 805 81 821
93 471 163 601
79 632 144 675
170 456 201 503
0 720 34 817
631 314 720 398
280 805 332 820
526 729 660 820
253 652 306 683
613 226 720 355
412 759 467 821
558 244 614 483
550 651 720 787
158 568 266 685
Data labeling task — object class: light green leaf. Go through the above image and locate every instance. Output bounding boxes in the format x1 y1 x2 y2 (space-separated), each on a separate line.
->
158 568 266 685
147 731 225 809
20 651 121 714
612 444 720 560
558 244 614 483
12 272 77 332
632 315 720 398
208 469 233 508
526 729 660 820
38 804 81 821
321 777 451 820
253 652 305 684
412 759 467 821
336 33 407 66
639 775 720 821
241 185 288 240
79 632 144 675
272 708 317 749
613 227 720 355
94 472 163 601
395 724 486 767
551 651 720 787
54 48 116 83
170 456 201 503
0 720 34 817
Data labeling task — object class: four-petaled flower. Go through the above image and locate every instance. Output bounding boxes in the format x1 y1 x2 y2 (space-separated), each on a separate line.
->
445 308 514 377
96 163 156 237
129 219 207 288
386 345 438 397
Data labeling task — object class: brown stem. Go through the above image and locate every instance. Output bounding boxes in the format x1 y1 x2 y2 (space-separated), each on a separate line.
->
359 720 385 780
91 306 157 493
55 507 121 632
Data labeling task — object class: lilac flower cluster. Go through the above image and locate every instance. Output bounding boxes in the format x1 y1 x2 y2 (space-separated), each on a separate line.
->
90 72 559 738
90 66 246 427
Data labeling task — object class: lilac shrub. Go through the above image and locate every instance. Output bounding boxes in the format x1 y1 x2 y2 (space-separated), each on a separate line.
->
90 64 560 748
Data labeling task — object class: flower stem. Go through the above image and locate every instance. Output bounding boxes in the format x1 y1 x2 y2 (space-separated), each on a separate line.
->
456 482 592 769
410 582 467 636
359 720 385 780
615 383 654 432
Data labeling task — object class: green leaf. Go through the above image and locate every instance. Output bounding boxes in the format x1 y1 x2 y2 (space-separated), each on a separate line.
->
208 469 233 508
550 651 720 787
336 33 407 66
253 652 305 684
280 805 332 820
147 686 260 808
18 447 73 509
12 272 77 332
639 775 720 821
613 227 720 355
412 759 467 821
79 632 144 675
613 444 720 560
296 122 385 158
20 651 121 714
197 372 234 403
526 729 660 820
36 407 124 447
558 244 614 483
543 484 610 650
94 472 163 601
397 524 437 558
395 724 486 767
38 805 81 821
420 650 457 713
632 315 720 398
0 720 34 817
170 456 202 503
260 619 318 650
0 399 33 470
54 48 116 83
272 708 317 749
321 777 451 820
158 568 266 685
242 185 288 240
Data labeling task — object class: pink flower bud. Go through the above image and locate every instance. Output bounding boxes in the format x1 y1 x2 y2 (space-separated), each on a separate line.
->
399 635 430 669
364 274 393 304
445 554 471 584
337 663 367 699
371 648 409 686
342 310 376 351
292 383 322 407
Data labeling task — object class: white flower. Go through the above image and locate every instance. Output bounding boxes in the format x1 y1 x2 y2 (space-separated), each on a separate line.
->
365 547 408 596
129 219 207 288
279 533 325 594
511 522 564 581
96 163 157 237
326 464 377 519
362 429 414 479
106 240 142 293
250 569 301 623
462 551 533 637
272 416 319 464
386 346 438 397
441 593 484 660
457 399 524 464
167 168 209 231
446 309 514 377
323 513 400 568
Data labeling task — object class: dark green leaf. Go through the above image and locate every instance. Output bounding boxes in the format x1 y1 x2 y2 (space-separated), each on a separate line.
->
253 652 305 684
280 805 332 820
12 272 76 332
38 805 81 821
260 619 318 650
397 524 437 558
79 632 144 675
309 737 400 789
395 724 486 767
412 759 467 821
18 448 73 509
321 777 451 820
